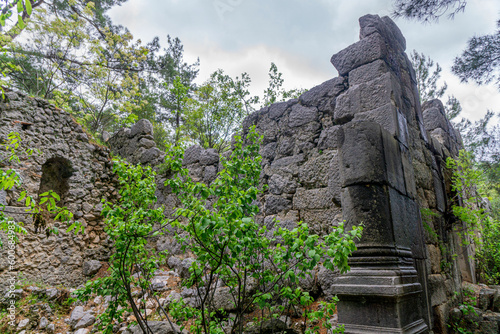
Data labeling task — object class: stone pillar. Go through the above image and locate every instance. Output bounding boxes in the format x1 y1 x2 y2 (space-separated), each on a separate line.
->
330 15 429 334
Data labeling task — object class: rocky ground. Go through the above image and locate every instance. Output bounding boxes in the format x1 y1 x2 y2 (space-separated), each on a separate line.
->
0 256 339 334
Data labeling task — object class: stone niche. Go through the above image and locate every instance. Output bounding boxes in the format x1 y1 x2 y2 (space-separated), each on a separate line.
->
38 157 74 205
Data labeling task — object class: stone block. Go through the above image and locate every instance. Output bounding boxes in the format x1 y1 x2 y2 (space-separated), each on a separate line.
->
381 127 406 194
359 72 402 112
264 194 292 215
331 32 388 76
299 77 345 107
268 174 297 195
271 154 304 168
397 108 409 147
129 119 153 137
328 153 342 205
183 145 202 165
332 86 361 123
340 184 394 248
82 260 101 276
427 244 442 274
339 121 386 187
359 14 406 51
432 170 446 213
130 321 181 334
260 142 277 160
298 151 335 188
268 101 288 120
423 107 449 132
479 288 497 311
389 188 425 259
353 102 399 138
199 148 219 166
428 274 447 306
317 125 341 149
293 187 333 210
401 145 418 199
348 59 390 87
288 104 318 128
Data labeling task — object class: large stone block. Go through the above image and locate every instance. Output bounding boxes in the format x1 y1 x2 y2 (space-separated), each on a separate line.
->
129 119 153 137
298 150 335 188
335 73 402 125
288 104 318 128
331 32 388 76
389 188 426 259
341 184 394 248
264 194 292 215
349 59 390 87
353 103 399 137
359 14 406 51
299 77 345 107
293 187 333 210
339 121 386 187
423 106 449 132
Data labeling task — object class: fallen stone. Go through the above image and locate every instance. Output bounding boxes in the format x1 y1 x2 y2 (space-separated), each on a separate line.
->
17 318 29 329
83 260 102 276
74 312 95 330
69 305 85 327
130 321 181 334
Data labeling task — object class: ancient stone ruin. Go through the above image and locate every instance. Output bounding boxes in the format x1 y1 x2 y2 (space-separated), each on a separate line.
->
0 14 490 333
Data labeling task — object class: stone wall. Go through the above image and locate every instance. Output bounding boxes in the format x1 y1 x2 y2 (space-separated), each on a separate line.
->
0 14 476 333
0 89 115 287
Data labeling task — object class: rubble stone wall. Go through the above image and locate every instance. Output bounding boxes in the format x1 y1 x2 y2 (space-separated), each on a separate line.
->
0 90 115 287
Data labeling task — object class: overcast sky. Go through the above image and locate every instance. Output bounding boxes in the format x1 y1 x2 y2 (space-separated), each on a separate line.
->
109 0 500 123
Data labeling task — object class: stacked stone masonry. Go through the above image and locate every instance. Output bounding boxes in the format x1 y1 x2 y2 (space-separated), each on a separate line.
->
0 14 480 334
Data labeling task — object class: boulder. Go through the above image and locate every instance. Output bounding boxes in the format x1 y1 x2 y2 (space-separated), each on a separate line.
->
83 260 102 276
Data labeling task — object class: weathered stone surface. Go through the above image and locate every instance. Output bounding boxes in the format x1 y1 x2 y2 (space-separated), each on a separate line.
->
268 101 288 120
339 121 386 187
293 188 333 210
268 174 297 195
288 104 318 128
317 126 341 150
17 318 29 329
348 59 389 87
479 288 497 311
359 14 406 51
129 119 153 137
428 274 447 306
69 306 85 328
183 145 202 165
74 312 95 330
83 260 102 276
199 148 219 166
244 319 295 334
331 32 387 76
130 321 181 334
264 194 292 215
318 265 340 301
299 77 344 107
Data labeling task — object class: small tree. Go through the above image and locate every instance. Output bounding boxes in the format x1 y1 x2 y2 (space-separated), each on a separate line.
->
75 126 361 334
164 127 362 334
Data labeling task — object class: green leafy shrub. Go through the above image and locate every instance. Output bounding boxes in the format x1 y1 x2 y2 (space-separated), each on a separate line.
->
75 126 362 334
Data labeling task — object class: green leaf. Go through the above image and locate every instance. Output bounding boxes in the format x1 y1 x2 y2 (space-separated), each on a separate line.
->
25 0 32 15
17 15 24 29
17 0 23 13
